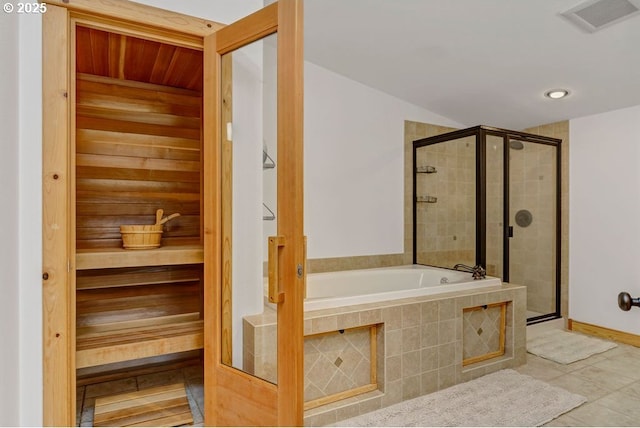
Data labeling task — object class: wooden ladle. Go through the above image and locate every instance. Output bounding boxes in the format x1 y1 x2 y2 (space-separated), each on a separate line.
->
154 208 180 226
160 213 181 225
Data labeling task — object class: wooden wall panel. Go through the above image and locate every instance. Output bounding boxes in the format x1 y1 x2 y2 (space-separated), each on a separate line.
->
76 26 204 91
75 73 202 249
76 267 202 327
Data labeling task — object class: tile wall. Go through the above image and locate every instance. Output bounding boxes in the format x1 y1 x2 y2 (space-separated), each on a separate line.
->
414 136 476 268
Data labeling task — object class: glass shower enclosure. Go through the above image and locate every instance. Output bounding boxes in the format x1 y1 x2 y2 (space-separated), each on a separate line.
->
412 126 561 324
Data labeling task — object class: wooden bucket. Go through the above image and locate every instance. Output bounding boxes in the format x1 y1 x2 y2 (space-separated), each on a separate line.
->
119 224 164 249
120 209 180 249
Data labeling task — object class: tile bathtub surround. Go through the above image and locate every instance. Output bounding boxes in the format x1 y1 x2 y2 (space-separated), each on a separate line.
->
243 283 526 426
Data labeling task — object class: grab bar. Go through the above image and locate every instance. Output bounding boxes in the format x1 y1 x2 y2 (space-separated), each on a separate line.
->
618 292 640 311
453 263 486 280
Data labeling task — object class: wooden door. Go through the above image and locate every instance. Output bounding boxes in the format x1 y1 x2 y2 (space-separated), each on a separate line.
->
203 1 305 426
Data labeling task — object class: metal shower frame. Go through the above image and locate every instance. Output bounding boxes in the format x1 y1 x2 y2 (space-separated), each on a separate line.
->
412 125 562 325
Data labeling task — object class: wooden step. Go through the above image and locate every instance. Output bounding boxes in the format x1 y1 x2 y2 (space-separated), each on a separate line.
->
93 382 193 427
76 319 203 369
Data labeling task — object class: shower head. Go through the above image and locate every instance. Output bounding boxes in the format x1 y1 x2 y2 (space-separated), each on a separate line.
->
509 140 524 150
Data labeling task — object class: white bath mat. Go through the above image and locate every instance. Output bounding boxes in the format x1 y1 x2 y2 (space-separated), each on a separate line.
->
527 329 617 364
333 369 585 427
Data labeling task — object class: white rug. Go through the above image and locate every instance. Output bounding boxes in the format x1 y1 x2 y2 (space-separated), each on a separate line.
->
527 329 617 364
334 369 586 427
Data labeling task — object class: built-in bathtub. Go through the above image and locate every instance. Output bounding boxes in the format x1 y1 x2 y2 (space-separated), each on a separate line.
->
305 265 502 311
246 264 527 426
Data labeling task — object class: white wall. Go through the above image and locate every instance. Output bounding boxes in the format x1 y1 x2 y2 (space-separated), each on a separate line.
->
17 12 43 427
132 0 262 24
569 104 640 334
304 61 463 258
0 10 21 427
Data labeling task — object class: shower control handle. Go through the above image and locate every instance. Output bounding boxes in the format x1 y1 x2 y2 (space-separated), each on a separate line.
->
618 292 640 311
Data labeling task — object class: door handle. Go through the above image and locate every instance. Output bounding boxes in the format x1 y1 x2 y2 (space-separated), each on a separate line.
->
507 225 514 238
268 236 286 303
618 292 640 311
302 236 307 299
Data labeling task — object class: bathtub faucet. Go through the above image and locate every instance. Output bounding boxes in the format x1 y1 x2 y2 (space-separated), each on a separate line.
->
453 263 486 280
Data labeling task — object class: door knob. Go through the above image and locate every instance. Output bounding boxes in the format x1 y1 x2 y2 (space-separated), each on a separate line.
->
618 292 640 311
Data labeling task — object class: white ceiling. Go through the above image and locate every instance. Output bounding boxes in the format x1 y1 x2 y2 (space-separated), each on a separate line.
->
304 0 640 129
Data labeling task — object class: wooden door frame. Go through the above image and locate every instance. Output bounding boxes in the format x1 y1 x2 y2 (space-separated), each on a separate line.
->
203 1 305 426
42 1 222 425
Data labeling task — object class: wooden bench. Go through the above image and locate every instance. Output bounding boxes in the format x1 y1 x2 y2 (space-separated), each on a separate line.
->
76 316 203 369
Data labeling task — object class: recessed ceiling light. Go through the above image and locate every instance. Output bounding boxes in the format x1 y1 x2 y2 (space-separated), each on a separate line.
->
545 89 570 99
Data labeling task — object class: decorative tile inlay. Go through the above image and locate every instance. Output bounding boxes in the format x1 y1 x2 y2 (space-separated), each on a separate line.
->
462 302 507 364
304 327 373 403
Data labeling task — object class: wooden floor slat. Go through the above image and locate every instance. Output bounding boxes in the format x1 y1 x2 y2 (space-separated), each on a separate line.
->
128 412 194 427
95 383 181 406
94 397 188 425
93 382 193 427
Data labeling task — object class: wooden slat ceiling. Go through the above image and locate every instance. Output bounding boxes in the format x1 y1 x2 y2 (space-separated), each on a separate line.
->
76 26 203 92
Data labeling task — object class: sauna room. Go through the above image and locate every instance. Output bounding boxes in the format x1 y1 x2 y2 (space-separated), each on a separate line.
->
73 24 205 426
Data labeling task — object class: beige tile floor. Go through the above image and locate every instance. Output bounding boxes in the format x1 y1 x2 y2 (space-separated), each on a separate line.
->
75 320 640 427
521 319 640 427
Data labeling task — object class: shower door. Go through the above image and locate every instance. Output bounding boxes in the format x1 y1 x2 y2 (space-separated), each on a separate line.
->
485 132 561 322
506 137 560 322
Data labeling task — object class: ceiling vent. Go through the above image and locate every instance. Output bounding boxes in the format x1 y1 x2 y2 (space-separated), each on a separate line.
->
561 0 640 32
